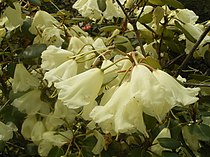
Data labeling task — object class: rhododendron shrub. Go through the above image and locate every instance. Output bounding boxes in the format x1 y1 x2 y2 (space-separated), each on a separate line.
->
0 0 210 156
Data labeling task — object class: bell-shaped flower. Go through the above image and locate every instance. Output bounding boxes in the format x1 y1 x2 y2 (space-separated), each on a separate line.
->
90 82 147 136
33 27 64 47
73 0 102 20
130 65 174 121
12 89 49 115
4 2 23 29
21 115 37 139
41 45 74 71
29 10 60 34
153 69 200 106
44 59 77 87
150 128 171 155
55 68 104 109
92 130 106 154
12 64 39 93
0 121 14 141
103 0 124 20
38 130 73 156
31 121 46 144
174 9 198 24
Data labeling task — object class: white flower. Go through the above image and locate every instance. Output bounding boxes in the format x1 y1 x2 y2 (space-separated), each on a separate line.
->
55 68 104 109
0 28 6 44
90 82 147 135
38 130 73 156
21 115 37 139
150 128 171 155
153 69 200 106
44 59 78 87
12 89 50 115
73 0 102 20
12 64 39 93
41 45 74 71
29 10 60 34
130 65 174 121
31 121 46 144
175 9 198 24
33 27 64 47
0 121 13 141
92 130 106 154
103 0 124 20
4 2 23 29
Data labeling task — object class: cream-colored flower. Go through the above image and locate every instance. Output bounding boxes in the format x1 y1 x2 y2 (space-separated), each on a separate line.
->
73 0 102 20
21 115 37 139
31 121 46 144
150 128 171 155
38 130 73 156
0 121 13 141
0 28 6 44
92 130 106 154
130 65 174 121
29 10 60 34
174 9 198 24
44 59 77 87
12 89 50 115
55 68 104 109
12 64 39 93
90 82 147 135
103 0 124 20
4 2 23 29
153 69 200 106
41 45 74 70
33 27 64 47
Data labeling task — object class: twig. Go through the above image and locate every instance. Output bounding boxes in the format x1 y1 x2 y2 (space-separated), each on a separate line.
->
115 0 146 56
175 24 210 77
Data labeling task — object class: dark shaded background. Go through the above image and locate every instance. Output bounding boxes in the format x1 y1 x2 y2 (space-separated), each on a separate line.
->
178 0 210 22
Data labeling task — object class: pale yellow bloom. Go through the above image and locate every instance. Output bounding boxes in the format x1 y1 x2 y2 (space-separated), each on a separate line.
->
41 45 74 70
29 10 60 34
153 69 200 106
90 82 147 135
12 64 39 93
130 65 174 121
55 68 104 109
44 59 77 87
4 2 23 29
0 121 14 141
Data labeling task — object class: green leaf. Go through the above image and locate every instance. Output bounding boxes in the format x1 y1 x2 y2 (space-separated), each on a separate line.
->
97 0 106 12
161 0 184 8
188 124 210 141
158 138 181 149
143 113 158 130
0 140 5 152
148 0 164 5
162 151 179 157
175 21 197 43
28 0 41 6
47 146 64 157
144 56 161 69
26 143 38 155
139 11 153 24
99 26 120 32
22 44 47 59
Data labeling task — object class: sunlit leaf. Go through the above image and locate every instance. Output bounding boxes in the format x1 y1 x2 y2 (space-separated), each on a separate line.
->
139 11 153 24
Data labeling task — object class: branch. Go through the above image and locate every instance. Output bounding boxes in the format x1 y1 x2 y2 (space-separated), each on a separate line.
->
115 0 146 56
175 24 210 77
